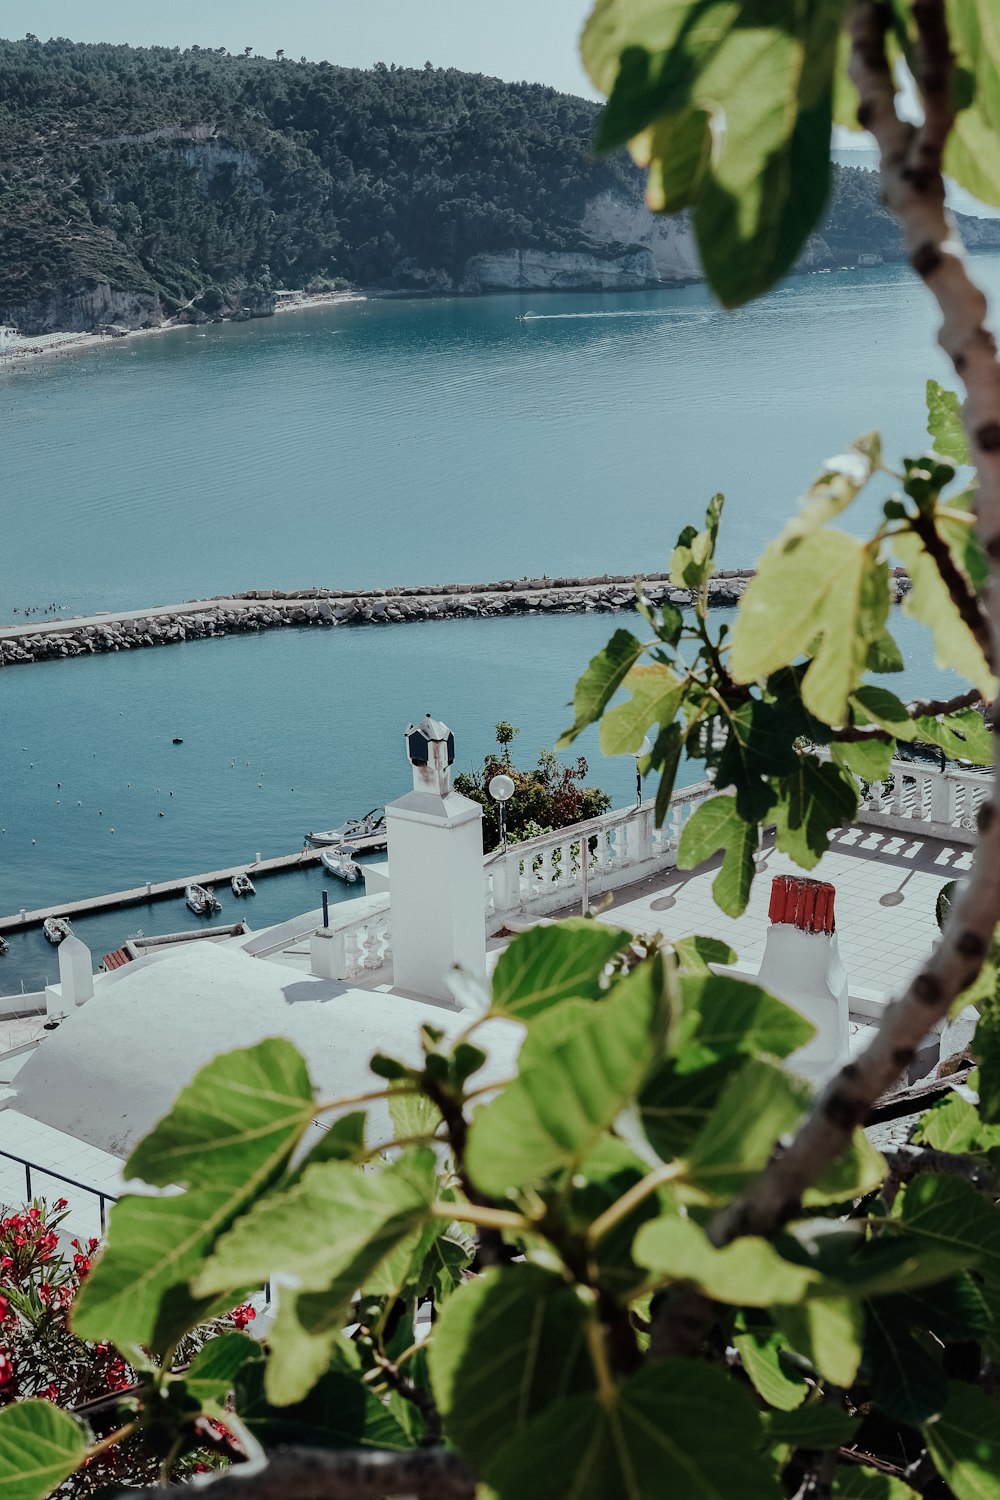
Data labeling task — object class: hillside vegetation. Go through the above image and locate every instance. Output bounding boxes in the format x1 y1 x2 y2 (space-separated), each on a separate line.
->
0 36 997 331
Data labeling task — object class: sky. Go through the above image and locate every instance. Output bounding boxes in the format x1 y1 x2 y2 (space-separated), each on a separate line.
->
0 0 600 97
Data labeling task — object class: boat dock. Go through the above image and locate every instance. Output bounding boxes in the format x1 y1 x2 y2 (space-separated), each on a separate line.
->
0 839 382 934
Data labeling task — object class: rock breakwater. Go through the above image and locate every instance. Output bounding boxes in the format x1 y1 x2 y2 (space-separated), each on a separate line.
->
0 569 912 669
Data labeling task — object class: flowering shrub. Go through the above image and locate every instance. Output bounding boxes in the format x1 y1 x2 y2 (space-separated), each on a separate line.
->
0 1201 118 1410
455 724 612 853
0 1198 254 1493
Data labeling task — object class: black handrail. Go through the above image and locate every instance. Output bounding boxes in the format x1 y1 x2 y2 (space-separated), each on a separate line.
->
0 1145 118 1233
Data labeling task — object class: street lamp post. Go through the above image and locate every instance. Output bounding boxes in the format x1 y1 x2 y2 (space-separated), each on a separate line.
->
632 734 653 809
488 773 515 854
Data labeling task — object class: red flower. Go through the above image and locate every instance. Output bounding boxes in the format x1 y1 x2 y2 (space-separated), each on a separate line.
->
53 1198 68 1211
0 1353 15 1386
229 1303 256 1330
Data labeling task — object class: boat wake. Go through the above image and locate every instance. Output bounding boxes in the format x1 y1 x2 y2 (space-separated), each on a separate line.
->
518 308 712 323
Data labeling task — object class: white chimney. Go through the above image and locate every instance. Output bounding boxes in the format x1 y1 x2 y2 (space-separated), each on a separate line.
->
59 934 94 1006
756 875 848 1080
385 715 485 1003
44 934 94 1019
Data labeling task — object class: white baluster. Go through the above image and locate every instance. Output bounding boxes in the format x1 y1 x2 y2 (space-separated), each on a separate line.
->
929 771 953 826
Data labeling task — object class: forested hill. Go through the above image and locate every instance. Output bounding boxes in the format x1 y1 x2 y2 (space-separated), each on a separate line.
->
1 36 999 334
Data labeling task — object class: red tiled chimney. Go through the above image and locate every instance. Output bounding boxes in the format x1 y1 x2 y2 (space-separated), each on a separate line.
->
768 875 836 936
757 874 848 1079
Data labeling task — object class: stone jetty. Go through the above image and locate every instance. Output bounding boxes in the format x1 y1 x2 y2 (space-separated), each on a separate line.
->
0 568 912 668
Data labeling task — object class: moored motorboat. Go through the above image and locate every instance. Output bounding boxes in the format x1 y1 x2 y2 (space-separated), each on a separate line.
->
320 848 362 883
43 916 73 945
186 883 220 915
231 873 255 897
306 807 386 848
0 936 8 956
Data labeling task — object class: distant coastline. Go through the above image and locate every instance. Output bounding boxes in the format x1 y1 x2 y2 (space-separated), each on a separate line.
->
0 289 366 372
0 250 967 373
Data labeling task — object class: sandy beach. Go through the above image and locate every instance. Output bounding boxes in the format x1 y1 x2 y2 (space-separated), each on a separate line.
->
0 289 366 371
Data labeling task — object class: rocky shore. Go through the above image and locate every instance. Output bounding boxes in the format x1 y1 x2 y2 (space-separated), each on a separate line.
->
0 569 913 668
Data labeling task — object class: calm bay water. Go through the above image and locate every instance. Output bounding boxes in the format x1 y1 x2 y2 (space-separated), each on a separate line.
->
0 260 985 987
4 259 999 615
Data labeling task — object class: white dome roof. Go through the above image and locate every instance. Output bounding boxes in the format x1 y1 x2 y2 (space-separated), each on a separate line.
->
14 941 518 1161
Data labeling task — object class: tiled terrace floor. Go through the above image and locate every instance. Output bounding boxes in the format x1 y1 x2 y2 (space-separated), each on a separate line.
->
0 1110 129 1241
581 825 974 1000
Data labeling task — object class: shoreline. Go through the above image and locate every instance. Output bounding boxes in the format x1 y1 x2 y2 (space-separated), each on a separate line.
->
7 248 998 373
0 289 367 372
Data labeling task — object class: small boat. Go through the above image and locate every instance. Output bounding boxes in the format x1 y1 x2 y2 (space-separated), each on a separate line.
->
185 883 220 916
306 808 385 848
320 848 362 883
231 873 255 897
172 737 184 745
43 917 73 945
0 936 8 956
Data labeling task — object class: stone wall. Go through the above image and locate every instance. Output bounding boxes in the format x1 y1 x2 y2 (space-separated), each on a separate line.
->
0 569 913 668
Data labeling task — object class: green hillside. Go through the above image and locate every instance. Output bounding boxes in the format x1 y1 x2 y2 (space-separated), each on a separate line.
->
0 38 638 323
0 37 996 330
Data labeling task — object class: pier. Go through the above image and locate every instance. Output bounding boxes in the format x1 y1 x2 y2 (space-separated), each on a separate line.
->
0 839 383 934
0 570 773 669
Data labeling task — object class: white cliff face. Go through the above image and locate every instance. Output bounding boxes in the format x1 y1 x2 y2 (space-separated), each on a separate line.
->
6 282 161 335
582 190 701 282
177 141 261 180
460 244 658 292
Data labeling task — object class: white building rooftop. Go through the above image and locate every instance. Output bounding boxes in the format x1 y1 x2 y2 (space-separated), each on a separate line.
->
0 747 985 1218
11 940 519 1160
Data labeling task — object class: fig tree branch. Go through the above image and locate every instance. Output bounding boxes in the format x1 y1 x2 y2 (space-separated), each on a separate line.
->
655 0 1000 1352
707 0 1000 1245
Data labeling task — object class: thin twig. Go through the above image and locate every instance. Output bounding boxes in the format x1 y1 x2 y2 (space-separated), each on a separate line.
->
905 687 983 719
585 1161 683 1246
421 1075 519 1267
830 686 982 740
881 1143 1000 1197
909 512 994 671
369 1353 442 1442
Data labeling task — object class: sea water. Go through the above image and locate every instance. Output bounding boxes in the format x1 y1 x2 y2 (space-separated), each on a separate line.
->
0 261 985 986
3 259 996 615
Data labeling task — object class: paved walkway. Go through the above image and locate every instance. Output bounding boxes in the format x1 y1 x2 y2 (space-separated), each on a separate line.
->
590 825 971 999
0 1109 128 1241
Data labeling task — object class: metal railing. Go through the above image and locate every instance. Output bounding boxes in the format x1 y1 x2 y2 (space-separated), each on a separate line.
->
0 1146 117 1232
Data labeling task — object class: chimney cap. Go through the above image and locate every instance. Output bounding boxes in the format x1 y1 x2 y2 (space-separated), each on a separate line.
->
405 713 455 767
